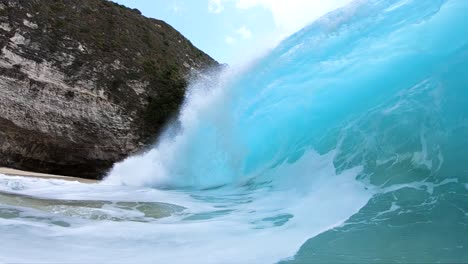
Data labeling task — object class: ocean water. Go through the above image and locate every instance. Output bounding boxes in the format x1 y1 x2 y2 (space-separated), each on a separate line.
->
1 0 468 263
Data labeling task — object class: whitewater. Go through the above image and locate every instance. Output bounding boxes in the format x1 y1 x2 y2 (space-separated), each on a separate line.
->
1 0 468 263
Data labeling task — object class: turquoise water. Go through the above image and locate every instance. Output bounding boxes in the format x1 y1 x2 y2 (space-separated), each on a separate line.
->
110 0 468 262
1 0 468 263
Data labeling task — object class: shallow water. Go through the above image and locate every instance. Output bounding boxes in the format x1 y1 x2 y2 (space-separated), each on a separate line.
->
0 190 184 222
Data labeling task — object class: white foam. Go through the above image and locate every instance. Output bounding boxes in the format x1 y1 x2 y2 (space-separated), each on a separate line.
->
0 151 372 264
384 0 412 12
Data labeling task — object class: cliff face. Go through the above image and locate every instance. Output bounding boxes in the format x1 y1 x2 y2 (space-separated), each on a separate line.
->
0 0 218 178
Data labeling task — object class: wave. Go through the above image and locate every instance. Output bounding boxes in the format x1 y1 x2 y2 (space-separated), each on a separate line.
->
1 0 467 263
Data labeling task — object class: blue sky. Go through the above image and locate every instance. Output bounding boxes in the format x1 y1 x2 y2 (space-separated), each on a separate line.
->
112 0 351 64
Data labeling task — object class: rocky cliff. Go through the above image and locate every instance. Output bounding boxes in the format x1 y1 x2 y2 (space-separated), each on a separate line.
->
0 0 218 179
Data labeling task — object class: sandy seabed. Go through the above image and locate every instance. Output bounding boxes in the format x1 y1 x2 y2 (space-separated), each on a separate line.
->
0 167 98 183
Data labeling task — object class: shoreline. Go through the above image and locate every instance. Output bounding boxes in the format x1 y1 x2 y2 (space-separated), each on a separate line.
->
0 167 99 184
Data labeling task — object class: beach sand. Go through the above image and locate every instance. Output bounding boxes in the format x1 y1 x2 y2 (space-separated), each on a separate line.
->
0 167 98 184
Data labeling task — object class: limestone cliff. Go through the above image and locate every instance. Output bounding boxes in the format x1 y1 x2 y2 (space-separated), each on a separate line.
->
0 0 218 178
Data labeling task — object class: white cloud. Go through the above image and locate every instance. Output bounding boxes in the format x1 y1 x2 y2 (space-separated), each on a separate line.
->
236 26 252 39
235 0 352 36
208 0 224 14
225 35 235 44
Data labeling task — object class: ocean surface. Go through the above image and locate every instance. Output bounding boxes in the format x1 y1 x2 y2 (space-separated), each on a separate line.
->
1 0 468 263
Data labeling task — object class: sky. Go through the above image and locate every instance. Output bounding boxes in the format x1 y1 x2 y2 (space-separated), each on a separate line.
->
112 0 352 64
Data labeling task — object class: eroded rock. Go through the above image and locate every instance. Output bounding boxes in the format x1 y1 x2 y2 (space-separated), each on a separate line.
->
0 0 218 179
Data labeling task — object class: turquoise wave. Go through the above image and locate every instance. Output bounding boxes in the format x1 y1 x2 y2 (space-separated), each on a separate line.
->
2 0 467 263
106 0 468 262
